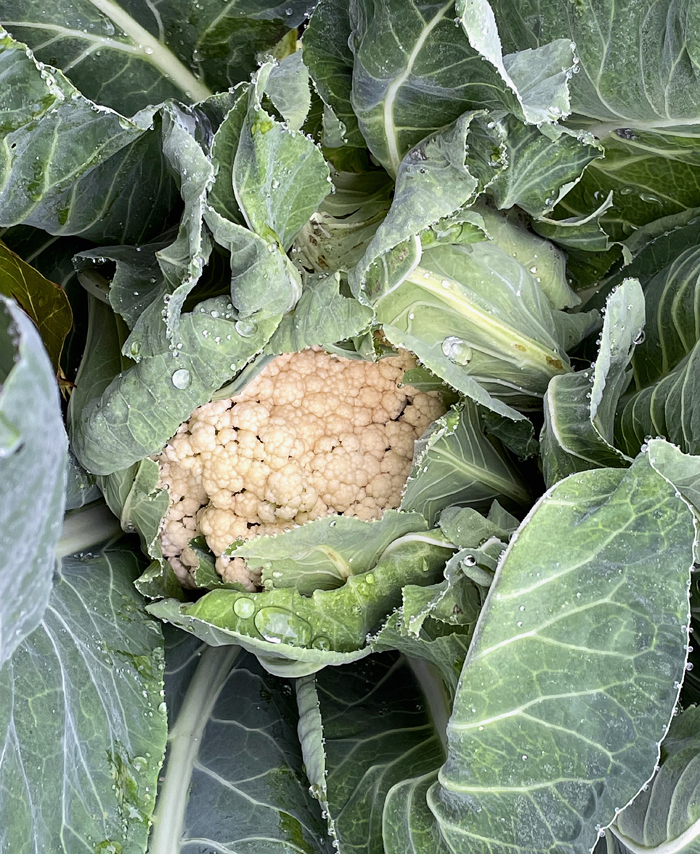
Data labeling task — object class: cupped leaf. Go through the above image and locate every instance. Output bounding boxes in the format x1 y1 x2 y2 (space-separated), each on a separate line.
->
266 49 312 132
371 239 599 414
0 240 72 369
0 295 67 665
0 541 167 853
418 445 695 854
541 278 645 486
148 628 330 854
230 62 330 252
1 0 311 116
401 401 530 525
148 534 454 676
70 293 279 475
230 509 430 594
0 32 178 242
297 653 446 854
455 0 574 124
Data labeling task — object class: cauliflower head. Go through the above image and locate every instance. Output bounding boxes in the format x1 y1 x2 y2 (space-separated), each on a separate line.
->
156 347 445 589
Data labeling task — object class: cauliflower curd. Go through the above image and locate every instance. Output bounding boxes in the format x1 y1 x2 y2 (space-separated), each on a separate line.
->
156 347 445 589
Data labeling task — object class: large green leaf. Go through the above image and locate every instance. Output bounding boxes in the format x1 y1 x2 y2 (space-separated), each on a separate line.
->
540 278 645 486
0 296 67 665
609 705 700 854
404 445 696 854
0 0 311 116
614 245 700 456
401 401 530 525
348 0 574 174
297 653 445 854
0 541 167 853
0 31 178 243
148 628 331 854
148 534 454 677
489 0 700 238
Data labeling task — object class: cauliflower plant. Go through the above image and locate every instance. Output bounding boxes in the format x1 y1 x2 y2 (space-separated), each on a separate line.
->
156 347 446 589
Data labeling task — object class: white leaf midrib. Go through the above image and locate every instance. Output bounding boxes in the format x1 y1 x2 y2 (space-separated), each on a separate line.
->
5 0 212 103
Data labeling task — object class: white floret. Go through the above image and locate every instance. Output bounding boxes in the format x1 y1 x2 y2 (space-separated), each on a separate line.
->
155 347 445 589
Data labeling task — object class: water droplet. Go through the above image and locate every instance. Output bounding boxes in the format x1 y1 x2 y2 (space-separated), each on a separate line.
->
236 319 256 337
442 336 473 366
171 369 191 389
144 46 154 55
519 605 525 612
365 573 374 584
633 329 645 345
462 555 477 567
254 607 313 646
233 597 255 618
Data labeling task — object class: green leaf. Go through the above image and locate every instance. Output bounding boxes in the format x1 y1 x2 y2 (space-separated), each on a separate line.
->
148 534 454 676
455 0 574 124
70 294 279 475
0 296 67 666
0 32 178 242
614 244 700 456
350 111 502 299
474 203 581 310
302 0 364 149
267 272 373 355
370 239 598 415
0 542 167 853
266 50 312 132
231 509 430 594
486 117 603 219
294 169 394 275
489 0 700 238
296 653 445 854
1 0 311 116
148 628 330 854
0 240 72 369
233 62 330 252
417 447 695 854
540 278 645 486
348 0 572 174
438 504 514 548
401 401 530 526
611 705 700 853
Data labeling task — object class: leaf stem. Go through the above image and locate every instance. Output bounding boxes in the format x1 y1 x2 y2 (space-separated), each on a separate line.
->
87 0 212 102
148 645 241 853
57 503 122 560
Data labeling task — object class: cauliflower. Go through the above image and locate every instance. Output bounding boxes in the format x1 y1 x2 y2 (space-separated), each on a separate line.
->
156 347 446 589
